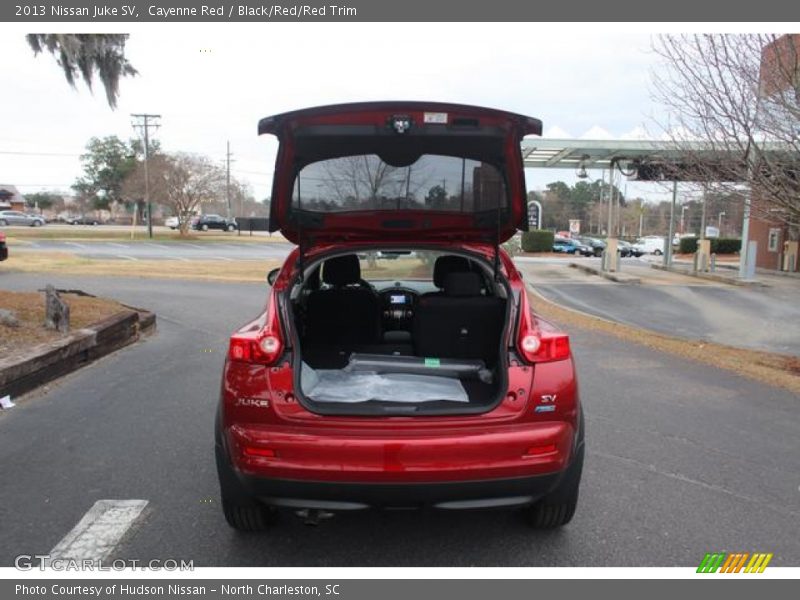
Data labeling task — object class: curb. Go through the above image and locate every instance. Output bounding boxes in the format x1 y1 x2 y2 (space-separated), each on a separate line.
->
568 262 641 284
0 308 156 400
649 263 767 287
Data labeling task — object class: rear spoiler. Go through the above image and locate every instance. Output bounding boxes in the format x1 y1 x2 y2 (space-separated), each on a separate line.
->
258 101 542 137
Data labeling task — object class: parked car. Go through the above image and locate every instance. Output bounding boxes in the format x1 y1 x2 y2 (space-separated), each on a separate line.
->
216 102 584 532
632 236 667 256
574 236 606 257
165 216 180 230
0 210 45 227
616 240 641 257
66 215 101 225
193 214 238 232
553 236 594 256
0 231 7 261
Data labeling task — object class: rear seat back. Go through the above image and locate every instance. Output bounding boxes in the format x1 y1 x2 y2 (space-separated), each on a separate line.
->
413 272 505 365
421 255 471 299
306 255 382 346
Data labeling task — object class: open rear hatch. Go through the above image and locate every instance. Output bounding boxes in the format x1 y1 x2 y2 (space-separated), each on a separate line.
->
259 101 542 245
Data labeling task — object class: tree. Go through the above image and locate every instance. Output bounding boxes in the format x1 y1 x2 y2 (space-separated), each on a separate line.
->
24 192 62 212
123 153 225 236
425 185 447 207
541 180 624 232
652 34 800 236
26 34 137 109
72 136 156 211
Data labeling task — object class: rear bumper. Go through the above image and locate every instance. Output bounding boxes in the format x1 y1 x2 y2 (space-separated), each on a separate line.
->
225 421 575 483
236 471 563 511
218 419 578 510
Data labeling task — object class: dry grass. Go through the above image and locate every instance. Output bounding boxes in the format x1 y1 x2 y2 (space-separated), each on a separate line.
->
3 252 281 283
0 290 127 359
528 288 800 395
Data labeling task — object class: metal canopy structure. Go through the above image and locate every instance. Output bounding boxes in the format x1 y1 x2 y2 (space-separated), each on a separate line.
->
521 138 686 172
520 138 791 181
518 138 732 273
519 137 794 278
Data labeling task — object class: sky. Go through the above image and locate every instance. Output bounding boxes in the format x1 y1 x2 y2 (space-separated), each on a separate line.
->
0 24 677 203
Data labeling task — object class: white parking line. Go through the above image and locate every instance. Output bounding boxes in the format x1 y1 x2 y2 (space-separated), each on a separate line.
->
108 242 130 249
148 243 170 250
65 241 88 250
214 256 234 261
184 243 204 249
116 254 139 261
49 500 148 560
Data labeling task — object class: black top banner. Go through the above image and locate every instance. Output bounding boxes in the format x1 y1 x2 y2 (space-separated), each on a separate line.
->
3 0 800 22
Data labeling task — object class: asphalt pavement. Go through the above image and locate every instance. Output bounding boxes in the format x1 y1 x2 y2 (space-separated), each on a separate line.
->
10 239 294 261
0 272 798 567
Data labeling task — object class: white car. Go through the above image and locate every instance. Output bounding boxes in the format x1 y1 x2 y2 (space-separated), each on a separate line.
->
165 216 179 230
632 236 667 256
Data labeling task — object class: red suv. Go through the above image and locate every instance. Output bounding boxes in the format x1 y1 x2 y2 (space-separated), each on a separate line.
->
215 102 584 530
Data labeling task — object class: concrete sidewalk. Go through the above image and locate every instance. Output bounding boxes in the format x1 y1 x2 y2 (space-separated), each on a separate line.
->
517 258 800 356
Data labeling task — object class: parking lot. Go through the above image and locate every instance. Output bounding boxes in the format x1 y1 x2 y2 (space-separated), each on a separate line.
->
0 270 798 566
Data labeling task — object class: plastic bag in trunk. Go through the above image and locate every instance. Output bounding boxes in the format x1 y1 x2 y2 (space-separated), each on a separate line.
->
301 362 469 403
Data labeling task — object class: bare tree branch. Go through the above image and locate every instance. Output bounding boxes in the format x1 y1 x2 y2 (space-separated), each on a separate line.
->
652 34 800 236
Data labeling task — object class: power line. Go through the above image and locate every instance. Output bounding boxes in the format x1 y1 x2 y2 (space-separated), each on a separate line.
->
0 150 81 157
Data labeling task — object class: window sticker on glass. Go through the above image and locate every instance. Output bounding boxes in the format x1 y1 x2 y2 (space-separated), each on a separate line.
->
424 112 448 124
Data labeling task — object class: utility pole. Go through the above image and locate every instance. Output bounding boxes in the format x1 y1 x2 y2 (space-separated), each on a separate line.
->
620 181 627 237
664 180 678 268
226 141 234 219
606 167 614 237
700 188 707 239
131 113 161 239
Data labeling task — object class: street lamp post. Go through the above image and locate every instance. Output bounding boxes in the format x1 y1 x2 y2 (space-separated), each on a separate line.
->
718 211 726 235
680 205 688 234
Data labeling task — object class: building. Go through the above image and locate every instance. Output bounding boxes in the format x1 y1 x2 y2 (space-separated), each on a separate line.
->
748 34 799 272
0 185 26 211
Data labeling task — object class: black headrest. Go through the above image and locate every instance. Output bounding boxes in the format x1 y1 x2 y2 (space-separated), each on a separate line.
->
444 272 483 297
433 255 470 288
323 255 361 286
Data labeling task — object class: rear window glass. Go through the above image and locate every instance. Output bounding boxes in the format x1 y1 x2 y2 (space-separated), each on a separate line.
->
292 154 508 213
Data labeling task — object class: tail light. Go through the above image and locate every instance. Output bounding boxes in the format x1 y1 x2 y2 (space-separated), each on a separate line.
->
228 291 284 365
517 292 570 363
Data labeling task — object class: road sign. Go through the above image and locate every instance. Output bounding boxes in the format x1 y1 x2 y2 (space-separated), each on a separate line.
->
528 200 542 229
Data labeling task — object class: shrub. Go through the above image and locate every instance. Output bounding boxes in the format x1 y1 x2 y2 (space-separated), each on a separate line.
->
521 230 555 253
680 237 741 254
679 237 699 254
713 238 741 254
